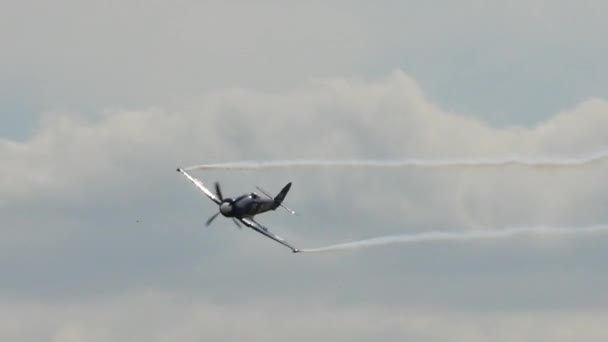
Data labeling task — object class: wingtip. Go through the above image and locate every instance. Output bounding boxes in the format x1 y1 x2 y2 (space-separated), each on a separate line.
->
176 167 183 172
292 248 300 253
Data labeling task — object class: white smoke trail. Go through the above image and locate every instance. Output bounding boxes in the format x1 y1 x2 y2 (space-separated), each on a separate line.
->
184 151 608 171
299 225 608 253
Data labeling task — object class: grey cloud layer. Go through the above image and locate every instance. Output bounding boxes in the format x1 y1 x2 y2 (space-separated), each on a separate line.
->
3 1 608 340
2 71 608 340
2 71 607 220
3 291 608 342
2 1 607 126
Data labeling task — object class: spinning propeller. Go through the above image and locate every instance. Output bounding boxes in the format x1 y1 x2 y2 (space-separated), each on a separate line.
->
205 182 242 228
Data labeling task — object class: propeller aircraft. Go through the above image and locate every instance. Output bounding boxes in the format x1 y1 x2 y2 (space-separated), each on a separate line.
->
176 168 300 253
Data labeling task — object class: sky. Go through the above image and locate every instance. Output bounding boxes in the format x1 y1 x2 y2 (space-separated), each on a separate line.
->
2 1 608 341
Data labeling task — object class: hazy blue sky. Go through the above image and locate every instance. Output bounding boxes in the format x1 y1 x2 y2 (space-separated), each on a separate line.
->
2 1 608 341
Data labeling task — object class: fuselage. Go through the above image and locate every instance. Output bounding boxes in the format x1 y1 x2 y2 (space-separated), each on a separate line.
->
221 193 278 218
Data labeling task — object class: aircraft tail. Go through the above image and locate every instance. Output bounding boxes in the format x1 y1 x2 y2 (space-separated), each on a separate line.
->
274 182 292 205
256 184 297 215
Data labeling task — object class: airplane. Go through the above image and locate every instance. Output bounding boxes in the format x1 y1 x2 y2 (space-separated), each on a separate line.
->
176 168 300 253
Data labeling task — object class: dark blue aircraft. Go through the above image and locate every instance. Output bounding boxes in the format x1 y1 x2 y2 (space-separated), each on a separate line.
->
177 168 299 253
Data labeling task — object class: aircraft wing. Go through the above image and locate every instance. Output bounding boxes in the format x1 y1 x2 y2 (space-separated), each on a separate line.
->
239 217 300 253
176 168 221 205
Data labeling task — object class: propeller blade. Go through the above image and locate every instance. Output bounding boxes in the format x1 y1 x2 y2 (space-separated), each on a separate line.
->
232 218 242 229
205 211 221 226
214 182 223 201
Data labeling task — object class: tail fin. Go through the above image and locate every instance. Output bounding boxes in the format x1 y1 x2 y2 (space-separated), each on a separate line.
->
274 182 292 205
256 184 297 215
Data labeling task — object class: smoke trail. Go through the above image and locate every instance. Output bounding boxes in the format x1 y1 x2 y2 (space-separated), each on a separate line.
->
184 151 608 171
299 225 608 253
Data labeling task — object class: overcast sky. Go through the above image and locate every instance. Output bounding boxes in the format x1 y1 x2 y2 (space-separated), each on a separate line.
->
2 1 608 341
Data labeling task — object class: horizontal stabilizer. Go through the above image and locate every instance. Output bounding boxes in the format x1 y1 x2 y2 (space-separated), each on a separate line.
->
256 185 297 215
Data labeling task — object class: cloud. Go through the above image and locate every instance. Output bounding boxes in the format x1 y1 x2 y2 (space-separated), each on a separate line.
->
3 2 608 339
3 291 608 342
1 71 607 319
2 0 607 121
0 1 371 111
2 70 607 219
